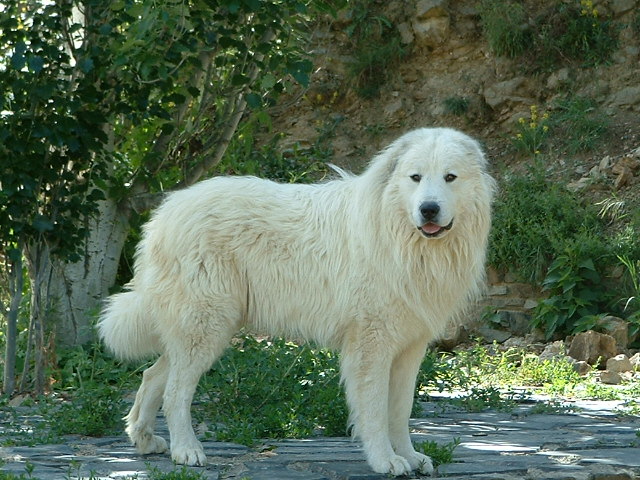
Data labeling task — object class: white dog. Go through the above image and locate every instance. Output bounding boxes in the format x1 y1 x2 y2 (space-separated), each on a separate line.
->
98 127 495 476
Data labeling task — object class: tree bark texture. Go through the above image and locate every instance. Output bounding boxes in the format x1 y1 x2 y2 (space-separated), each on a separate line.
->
48 197 130 346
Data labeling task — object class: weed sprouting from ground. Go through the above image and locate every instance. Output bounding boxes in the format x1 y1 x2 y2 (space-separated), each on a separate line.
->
414 437 461 467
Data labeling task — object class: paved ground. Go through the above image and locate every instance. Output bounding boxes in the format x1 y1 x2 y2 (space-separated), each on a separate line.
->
1 399 639 479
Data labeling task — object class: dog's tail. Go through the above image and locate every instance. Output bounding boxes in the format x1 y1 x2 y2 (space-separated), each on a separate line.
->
97 290 161 361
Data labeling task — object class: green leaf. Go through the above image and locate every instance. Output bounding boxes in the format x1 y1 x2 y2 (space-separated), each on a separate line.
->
231 73 250 86
78 58 94 73
28 55 45 73
260 73 276 90
245 92 262 109
32 215 54 233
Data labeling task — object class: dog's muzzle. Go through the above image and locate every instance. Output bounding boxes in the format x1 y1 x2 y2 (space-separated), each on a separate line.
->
418 219 454 238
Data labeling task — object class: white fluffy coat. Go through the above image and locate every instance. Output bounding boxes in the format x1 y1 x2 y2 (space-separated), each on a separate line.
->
98 127 495 475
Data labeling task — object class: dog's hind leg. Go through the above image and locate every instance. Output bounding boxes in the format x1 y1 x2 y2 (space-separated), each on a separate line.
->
125 354 169 455
162 319 236 466
388 339 433 475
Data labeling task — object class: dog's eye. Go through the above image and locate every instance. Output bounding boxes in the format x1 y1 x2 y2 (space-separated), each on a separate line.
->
444 173 457 183
410 174 422 183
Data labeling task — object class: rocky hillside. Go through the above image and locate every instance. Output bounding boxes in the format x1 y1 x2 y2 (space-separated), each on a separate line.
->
261 0 640 354
269 0 640 206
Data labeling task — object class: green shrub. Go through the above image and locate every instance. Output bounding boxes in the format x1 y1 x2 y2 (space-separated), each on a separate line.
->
49 386 126 437
532 252 609 339
443 96 470 116
478 0 531 58
345 1 408 98
489 167 603 281
552 95 609 153
479 0 619 70
195 336 347 445
540 0 619 68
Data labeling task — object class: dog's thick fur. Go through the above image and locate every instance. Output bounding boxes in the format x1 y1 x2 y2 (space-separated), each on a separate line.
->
98 127 495 475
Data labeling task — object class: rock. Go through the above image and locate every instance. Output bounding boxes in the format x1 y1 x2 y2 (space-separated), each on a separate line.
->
614 167 633 189
488 285 508 295
606 354 633 373
477 325 511 344
612 156 640 174
630 352 640 371
546 68 570 90
539 340 565 362
598 316 629 349
483 77 528 110
610 0 636 15
502 336 527 349
609 85 640 108
435 324 469 351
572 360 592 376
397 22 415 45
412 16 450 47
416 0 448 19
599 370 622 385
599 156 612 171
566 177 591 192
525 329 547 344
567 330 617 367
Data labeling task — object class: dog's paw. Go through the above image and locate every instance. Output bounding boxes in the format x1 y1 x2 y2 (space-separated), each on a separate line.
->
136 434 168 455
405 451 434 475
369 454 413 476
171 443 207 466
127 425 168 455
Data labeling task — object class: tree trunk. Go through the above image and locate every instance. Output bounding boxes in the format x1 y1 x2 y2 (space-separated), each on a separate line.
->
48 196 130 347
3 251 23 396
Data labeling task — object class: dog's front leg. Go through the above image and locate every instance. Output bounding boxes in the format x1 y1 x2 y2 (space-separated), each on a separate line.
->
389 339 434 475
340 335 413 476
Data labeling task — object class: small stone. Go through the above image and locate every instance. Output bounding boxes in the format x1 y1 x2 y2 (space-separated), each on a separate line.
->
630 352 640 371
598 316 629 349
416 0 448 19
606 354 633 373
568 330 617 366
567 177 590 192
614 167 633 190
412 16 450 47
610 0 636 15
539 340 565 362
397 22 414 45
609 85 640 108
477 325 511 343
599 370 622 385
573 360 592 375
546 67 570 89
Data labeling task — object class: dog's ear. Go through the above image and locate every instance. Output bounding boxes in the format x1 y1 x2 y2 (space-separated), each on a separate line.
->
367 136 409 181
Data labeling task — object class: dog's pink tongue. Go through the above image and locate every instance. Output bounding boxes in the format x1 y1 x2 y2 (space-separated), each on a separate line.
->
422 223 442 234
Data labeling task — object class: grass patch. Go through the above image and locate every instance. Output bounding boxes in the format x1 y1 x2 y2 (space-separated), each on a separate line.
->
479 0 619 71
414 437 460 468
344 0 409 98
552 95 609 153
478 0 531 58
443 96 470 116
194 336 347 445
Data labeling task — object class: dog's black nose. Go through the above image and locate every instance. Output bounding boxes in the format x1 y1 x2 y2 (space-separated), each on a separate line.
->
420 201 440 221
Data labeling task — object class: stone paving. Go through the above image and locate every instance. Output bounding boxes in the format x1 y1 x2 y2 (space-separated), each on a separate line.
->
1 399 639 479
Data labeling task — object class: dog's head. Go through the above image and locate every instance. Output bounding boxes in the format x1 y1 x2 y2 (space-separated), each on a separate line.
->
383 128 492 240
